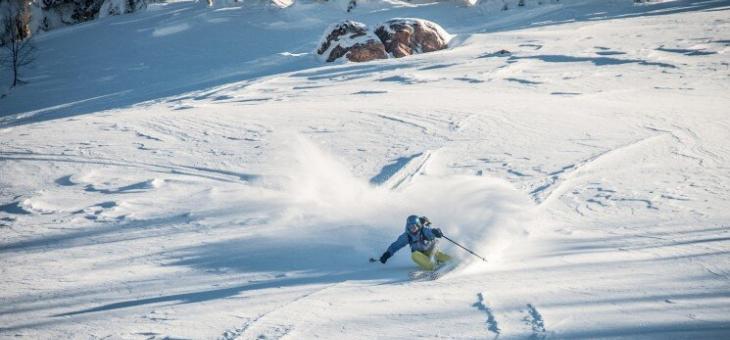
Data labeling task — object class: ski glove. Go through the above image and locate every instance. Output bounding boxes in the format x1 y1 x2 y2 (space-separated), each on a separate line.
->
379 251 391 264
432 228 443 238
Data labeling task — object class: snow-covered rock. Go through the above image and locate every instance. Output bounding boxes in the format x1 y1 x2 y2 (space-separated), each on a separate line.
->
98 0 146 19
316 20 388 62
374 18 451 58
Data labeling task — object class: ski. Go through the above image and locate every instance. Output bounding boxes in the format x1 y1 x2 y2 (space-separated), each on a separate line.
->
408 261 457 281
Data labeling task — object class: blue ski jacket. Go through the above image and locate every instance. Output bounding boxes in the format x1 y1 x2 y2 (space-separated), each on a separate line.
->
386 223 439 255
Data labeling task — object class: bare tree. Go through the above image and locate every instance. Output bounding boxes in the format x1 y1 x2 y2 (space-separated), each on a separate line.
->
1 2 36 87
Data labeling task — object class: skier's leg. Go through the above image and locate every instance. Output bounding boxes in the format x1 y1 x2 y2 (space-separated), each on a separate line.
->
435 251 452 264
411 251 435 271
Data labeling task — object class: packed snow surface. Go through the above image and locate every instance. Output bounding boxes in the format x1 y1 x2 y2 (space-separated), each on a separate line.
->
1 0 729 339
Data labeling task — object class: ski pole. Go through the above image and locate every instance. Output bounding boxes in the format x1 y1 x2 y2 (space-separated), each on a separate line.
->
442 235 488 262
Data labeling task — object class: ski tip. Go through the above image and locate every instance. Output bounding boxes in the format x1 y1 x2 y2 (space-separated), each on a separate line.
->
369 257 377 263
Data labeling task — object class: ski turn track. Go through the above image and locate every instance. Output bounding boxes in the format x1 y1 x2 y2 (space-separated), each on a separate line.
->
219 281 345 340
375 150 434 190
531 133 667 205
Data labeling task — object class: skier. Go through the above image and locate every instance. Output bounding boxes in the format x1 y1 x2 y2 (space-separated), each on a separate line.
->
378 215 452 271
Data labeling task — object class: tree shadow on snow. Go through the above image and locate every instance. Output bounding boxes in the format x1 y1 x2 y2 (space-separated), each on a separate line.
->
555 321 730 339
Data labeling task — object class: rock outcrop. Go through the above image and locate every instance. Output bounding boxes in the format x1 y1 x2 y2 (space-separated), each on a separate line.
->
374 18 451 58
316 20 388 63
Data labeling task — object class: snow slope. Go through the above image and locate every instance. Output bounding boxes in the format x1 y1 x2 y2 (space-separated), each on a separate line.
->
1 0 730 338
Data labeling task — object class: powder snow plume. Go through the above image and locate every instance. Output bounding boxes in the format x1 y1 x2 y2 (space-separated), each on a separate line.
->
259 134 534 271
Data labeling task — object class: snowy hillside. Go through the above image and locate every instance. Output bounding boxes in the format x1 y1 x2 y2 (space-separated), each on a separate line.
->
1 0 730 338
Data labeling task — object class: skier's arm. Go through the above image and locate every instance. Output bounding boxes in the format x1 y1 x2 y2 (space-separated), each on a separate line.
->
423 227 443 239
380 233 408 264
386 233 409 255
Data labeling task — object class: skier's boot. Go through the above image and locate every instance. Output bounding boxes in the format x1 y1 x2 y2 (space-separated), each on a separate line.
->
435 251 452 265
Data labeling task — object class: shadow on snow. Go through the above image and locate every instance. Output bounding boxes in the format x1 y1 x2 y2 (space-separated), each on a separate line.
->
0 1 728 126
51 233 405 317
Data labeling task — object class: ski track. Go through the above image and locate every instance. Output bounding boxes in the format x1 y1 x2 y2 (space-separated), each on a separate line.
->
375 149 434 190
0 152 256 184
369 111 433 135
369 152 424 186
531 133 667 205
220 281 344 340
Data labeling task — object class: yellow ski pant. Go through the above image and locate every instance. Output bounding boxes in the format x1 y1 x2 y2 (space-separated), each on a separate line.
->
411 250 451 271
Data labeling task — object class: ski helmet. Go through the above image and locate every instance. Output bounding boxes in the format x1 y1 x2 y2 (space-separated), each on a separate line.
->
406 215 421 234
